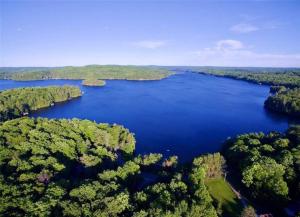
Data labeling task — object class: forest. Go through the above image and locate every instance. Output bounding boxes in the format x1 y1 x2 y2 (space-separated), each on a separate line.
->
0 117 227 217
191 66 300 87
0 65 173 81
265 87 300 117
0 86 82 122
223 125 300 214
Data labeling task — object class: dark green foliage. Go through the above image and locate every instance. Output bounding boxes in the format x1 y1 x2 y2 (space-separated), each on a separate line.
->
264 88 300 117
0 118 217 217
0 86 82 122
1 65 173 81
224 126 300 206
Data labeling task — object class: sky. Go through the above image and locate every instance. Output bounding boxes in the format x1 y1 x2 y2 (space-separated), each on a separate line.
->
1 0 300 67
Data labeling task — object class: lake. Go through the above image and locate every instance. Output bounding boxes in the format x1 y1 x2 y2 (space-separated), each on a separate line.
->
0 72 295 162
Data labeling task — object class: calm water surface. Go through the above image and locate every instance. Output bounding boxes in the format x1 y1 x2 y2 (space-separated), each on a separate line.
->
0 73 295 162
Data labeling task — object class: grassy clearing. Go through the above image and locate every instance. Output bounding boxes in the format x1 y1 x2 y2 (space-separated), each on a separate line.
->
206 178 243 217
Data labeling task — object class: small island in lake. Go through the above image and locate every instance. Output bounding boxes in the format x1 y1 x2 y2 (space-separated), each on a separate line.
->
82 79 106 87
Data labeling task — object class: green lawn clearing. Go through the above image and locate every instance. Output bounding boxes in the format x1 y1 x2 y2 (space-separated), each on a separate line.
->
206 178 243 217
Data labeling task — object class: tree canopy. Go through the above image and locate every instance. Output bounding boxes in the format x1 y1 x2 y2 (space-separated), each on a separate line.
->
223 126 300 207
264 87 300 117
0 117 218 217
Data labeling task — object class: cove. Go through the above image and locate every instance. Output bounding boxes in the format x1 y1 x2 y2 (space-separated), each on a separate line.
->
0 72 296 162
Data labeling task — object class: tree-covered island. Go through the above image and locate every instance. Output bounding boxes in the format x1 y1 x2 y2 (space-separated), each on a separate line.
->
82 79 106 87
0 86 82 122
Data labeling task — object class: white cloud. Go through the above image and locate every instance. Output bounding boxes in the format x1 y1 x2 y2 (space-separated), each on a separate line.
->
215 40 245 50
132 40 166 49
193 39 300 67
230 23 259 33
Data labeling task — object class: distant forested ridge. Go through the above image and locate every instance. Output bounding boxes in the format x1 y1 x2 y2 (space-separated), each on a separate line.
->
223 125 300 209
0 117 218 217
265 87 300 117
0 86 82 122
191 66 300 87
0 65 173 81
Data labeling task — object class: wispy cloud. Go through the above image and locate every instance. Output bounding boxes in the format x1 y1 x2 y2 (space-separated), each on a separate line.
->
193 39 300 67
230 23 259 33
132 40 166 49
215 39 245 50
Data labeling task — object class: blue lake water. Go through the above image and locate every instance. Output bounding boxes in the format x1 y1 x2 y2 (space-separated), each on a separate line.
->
0 73 296 162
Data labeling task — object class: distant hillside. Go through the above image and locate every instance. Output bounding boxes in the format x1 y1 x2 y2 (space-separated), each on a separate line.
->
188 66 300 87
0 65 173 81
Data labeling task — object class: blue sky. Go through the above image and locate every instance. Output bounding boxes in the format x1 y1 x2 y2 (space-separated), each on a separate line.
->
1 0 300 67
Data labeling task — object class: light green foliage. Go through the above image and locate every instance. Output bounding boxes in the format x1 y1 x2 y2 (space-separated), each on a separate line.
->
193 153 226 179
241 206 256 217
162 155 178 168
82 79 106 87
242 157 288 200
134 153 163 166
0 86 82 121
133 167 217 217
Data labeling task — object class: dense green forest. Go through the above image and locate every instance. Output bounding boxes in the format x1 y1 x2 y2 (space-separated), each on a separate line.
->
0 65 173 81
82 79 106 87
265 87 300 117
0 86 82 122
223 125 300 212
0 118 222 217
191 66 300 87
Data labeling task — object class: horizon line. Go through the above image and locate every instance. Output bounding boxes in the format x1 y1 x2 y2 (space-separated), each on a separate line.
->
1 64 300 69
